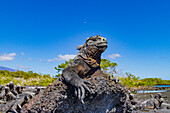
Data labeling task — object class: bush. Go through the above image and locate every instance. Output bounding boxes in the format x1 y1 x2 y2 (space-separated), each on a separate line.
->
0 70 56 86
119 72 170 87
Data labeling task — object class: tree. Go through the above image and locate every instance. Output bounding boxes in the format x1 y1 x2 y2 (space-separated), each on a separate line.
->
100 59 118 75
55 59 118 77
55 59 73 77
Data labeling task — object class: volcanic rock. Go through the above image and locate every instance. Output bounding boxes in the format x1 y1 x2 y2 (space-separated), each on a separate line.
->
21 70 131 113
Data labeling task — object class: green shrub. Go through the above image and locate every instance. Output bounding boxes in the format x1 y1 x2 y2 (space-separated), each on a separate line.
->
0 70 56 86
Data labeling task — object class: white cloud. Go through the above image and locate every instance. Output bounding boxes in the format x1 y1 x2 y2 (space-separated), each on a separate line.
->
108 54 122 59
21 52 25 55
16 64 30 69
28 58 32 61
48 54 76 62
0 53 16 61
39 59 43 62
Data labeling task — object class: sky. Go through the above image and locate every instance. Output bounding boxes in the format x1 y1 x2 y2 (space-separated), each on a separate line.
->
0 0 170 79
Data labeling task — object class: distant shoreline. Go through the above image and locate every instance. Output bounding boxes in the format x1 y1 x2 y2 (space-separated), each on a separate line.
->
155 84 170 85
127 86 170 93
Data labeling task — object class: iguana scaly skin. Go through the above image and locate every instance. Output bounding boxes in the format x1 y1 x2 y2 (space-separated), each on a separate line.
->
60 35 107 102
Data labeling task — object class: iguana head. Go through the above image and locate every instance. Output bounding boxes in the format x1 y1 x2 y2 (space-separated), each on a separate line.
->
76 35 107 64
85 35 108 51
77 35 108 51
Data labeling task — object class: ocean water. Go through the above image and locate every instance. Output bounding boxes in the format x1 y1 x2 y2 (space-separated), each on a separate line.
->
137 90 168 93
136 85 170 93
153 85 170 87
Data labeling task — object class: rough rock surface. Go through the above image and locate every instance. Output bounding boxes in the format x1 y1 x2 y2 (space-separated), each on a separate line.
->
21 70 130 113
0 99 17 112
0 86 44 113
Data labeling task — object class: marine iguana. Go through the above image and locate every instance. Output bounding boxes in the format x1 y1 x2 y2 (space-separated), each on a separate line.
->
60 35 108 103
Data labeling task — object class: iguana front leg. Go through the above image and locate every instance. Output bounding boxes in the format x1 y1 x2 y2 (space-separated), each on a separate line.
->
61 68 91 103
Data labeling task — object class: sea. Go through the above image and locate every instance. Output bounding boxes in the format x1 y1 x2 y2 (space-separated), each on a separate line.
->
153 85 170 88
137 85 170 93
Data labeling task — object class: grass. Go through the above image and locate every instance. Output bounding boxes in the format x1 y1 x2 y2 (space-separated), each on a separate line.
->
0 70 56 86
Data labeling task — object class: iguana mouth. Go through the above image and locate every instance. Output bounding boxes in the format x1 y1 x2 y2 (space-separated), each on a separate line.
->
96 42 108 48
